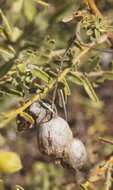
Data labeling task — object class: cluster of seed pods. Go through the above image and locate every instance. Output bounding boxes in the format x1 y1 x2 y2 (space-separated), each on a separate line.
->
17 101 87 170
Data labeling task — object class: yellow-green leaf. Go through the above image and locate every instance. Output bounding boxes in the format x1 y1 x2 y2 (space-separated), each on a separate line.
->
63 78 71 96
19 112 34 126
69 71 99 102
0 151 22 174
31 68 51 83
24 0 36 21
0 45 15 60
0 179 5 190
82 76 99 102
0 58 15 78
13 185 24 190
33 0 49 7
0 10 13 40
68 71 83 86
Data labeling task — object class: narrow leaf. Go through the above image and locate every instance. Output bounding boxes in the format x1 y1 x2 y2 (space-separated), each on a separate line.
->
13 185 24 190
0 60 14 78
24 0 36 21
63 78 71 96
19 112 34 126
0 86 23 96
33 0 49 7
31 68 51 83
68 71 99 102
82 76 99 102
0 45 15 60
0 10 13 40
68 71 83 86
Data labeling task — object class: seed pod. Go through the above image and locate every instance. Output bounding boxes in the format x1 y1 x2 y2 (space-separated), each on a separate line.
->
63 139 87 169
17 101 48 131
38 116 73 158
29 102 47 124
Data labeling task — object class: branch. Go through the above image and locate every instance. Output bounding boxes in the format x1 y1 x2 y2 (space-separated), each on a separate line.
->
0 45 93 128
84 0 102 17
84 0 113 46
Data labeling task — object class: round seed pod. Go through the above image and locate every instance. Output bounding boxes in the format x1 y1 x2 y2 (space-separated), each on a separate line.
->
29 102 47 124
63 139 87 169
17 101 50 131
29 101 57 124
38 116 73 158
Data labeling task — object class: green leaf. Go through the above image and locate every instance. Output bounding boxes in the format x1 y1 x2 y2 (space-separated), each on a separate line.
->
11 27 23 42
50 3 76 23
31 68 51 83
13 185 24 190
0 58 15 78
0 45 15 60
95 29 100 41
57 89 64 108
33 0 49 7
17 63 26 73
103 71 113 80
0 9 13 40
24 0 36 21
96 71 113 83
0 151 22 174
68 71 99 102
0 86 23 96
68 71 83 86
0 26 6 38
83 55 99 72
19 112 34 126
63 78 71 96
82 76 99 102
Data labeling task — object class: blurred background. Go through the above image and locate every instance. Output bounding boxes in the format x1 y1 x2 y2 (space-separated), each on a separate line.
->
0 0 113 189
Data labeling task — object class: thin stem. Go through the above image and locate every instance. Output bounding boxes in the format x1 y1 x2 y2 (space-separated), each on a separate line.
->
84 0 102 17
84 0 113 46
0 46 94 128
99 137 113 146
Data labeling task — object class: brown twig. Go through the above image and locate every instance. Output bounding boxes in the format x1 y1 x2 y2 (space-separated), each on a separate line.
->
98 137 113 146
84 0 102 17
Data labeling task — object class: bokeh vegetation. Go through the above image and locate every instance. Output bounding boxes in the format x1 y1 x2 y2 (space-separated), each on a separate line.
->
0 0 113 189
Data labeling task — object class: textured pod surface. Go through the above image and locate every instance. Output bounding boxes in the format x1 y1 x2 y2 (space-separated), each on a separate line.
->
38 116 73 158
64 139 87 169
29 102 47 124
16 101 47 131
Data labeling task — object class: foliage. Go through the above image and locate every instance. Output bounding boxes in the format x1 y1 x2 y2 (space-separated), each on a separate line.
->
0 0 113 190
0 151 22 174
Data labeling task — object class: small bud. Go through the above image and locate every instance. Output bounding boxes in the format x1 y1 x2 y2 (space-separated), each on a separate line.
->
63 139 87 169
38 116 73 158
0 151 22 174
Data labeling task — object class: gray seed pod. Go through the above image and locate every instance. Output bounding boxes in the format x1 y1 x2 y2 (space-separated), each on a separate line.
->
29 102 47 124
38 116 73 158
17 101 57 131
63 139 87 169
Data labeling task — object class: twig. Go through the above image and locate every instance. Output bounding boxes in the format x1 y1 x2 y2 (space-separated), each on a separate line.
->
84 0 113 46
105 164 112 190
98 137 113 146
0 45 94 128
75 21 113 54
84 0 102 17
51 33 76 118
